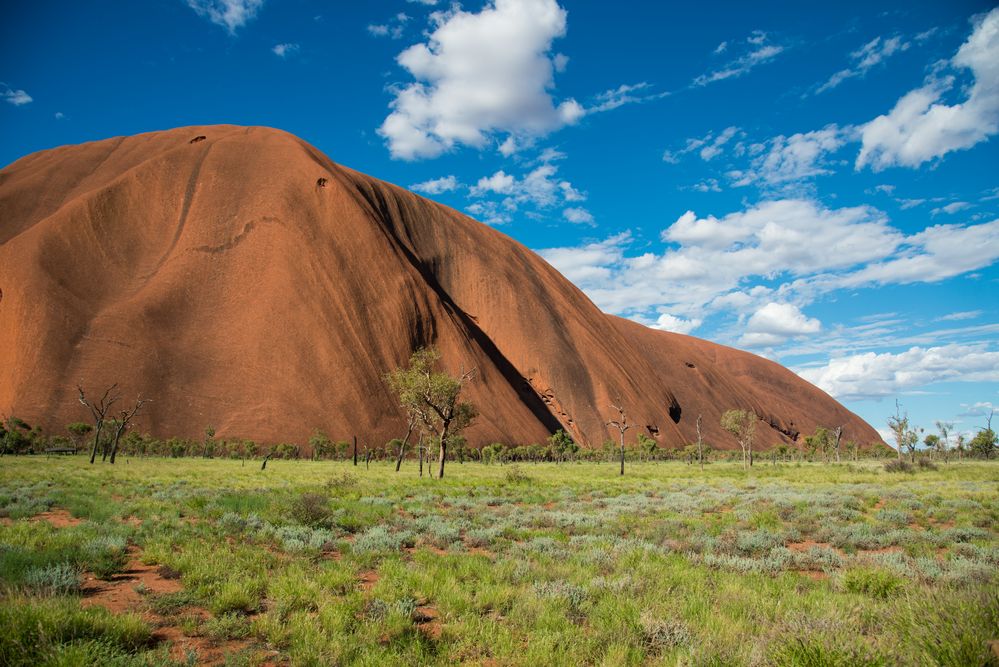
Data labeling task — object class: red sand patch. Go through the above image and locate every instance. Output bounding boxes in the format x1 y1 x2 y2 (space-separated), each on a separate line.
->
31 508 82 527
872 499 886 511
82 548 262 665
358 571 380 591
795 570 829 581
413 605 442 639
0 517 13 526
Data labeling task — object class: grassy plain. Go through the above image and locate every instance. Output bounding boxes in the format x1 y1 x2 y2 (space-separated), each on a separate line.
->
1 456 997 666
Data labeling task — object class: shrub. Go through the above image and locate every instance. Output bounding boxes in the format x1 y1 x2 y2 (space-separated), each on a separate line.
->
916 458 938 470
352 526 415 554
24 562 81 595
883 460 914 474
289 493 332 528
503 465 532 484
639 612 691 655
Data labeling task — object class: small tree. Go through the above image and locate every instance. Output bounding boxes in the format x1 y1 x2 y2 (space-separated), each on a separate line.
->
202 426 216 458
548 429 575 463
66 422 93 453
78 383 120 464
606 402 631 476
969 409 996 459
385 347 476 479
107 396 148 464
934 421 953 462
887 400 919 462
637 433 657 462
805 426 833 463
721 409 757 470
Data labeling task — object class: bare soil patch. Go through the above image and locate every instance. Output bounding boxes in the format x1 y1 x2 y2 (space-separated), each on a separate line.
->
81 547 261 665
31 508 82 527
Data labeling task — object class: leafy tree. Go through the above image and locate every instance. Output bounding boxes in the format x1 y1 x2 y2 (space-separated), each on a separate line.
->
721 409 757 469
548 429 576 463
309 430 334 459
202 425 216 459
637 433 657 461
935 421 954 462
385 347 476 479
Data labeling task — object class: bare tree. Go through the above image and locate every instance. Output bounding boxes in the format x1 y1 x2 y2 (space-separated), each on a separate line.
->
78 383 120 465
887 400 917 461
721 409 757 470
832 426 843 463
606 402 630 476
108 396 148 464
696 415 709 467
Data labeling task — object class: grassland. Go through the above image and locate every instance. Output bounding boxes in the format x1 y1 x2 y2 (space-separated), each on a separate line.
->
1 456 997 666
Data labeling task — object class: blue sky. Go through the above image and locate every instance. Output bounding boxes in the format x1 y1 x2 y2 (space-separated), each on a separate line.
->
2 0 998 445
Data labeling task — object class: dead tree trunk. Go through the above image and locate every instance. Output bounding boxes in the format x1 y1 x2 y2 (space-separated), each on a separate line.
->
78 384 119 465
607 402 630 476
352 435 358 467
696 414 704 472
109 397 147 464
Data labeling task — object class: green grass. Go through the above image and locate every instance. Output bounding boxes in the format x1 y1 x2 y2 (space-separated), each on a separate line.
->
1 456 998 665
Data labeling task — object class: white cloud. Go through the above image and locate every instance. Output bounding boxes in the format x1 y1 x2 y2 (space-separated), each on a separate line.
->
407 0 438 4
857 8 999 170
2 85 32 106
648 313 703 335
54 111 65 119
931 201 971 215
540 198 901 319
368 12 410 39
817 35 910 94
471 164 582 209
186 0 263 34
562 207 594 225
693 31 784 87
663 126 741 164
936 310 982 322
588 82 668 113
959 401 995 418
410 175 459 195
378 0 582 160
797 344 999 400
829 219 999 288
272 43 299 57
739 302 821 348
730 124 851 187
471 171 516 196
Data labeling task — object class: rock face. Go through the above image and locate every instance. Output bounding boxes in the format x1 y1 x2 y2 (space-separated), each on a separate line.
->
0 125 881 450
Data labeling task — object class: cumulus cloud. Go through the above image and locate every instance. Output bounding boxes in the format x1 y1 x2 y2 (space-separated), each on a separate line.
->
797 344 999 400
271 43 298 57
648 313 703 335
857 8 999 170
540 198 901 320
471 163 583 209
739 302 821 348
2 85 32 106
562 207 595 225
378 0 582 160
830 219 999 287
930 201 971 215
693 31 784 87
410 175 459 195
817 35 910 94
186 0 263 34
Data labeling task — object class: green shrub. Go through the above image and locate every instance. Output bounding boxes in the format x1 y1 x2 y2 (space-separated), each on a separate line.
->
883 460 914 474
23 562 81 595
289 493 333 528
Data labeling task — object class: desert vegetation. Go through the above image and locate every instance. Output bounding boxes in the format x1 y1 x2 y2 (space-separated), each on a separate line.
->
1 455 998 665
